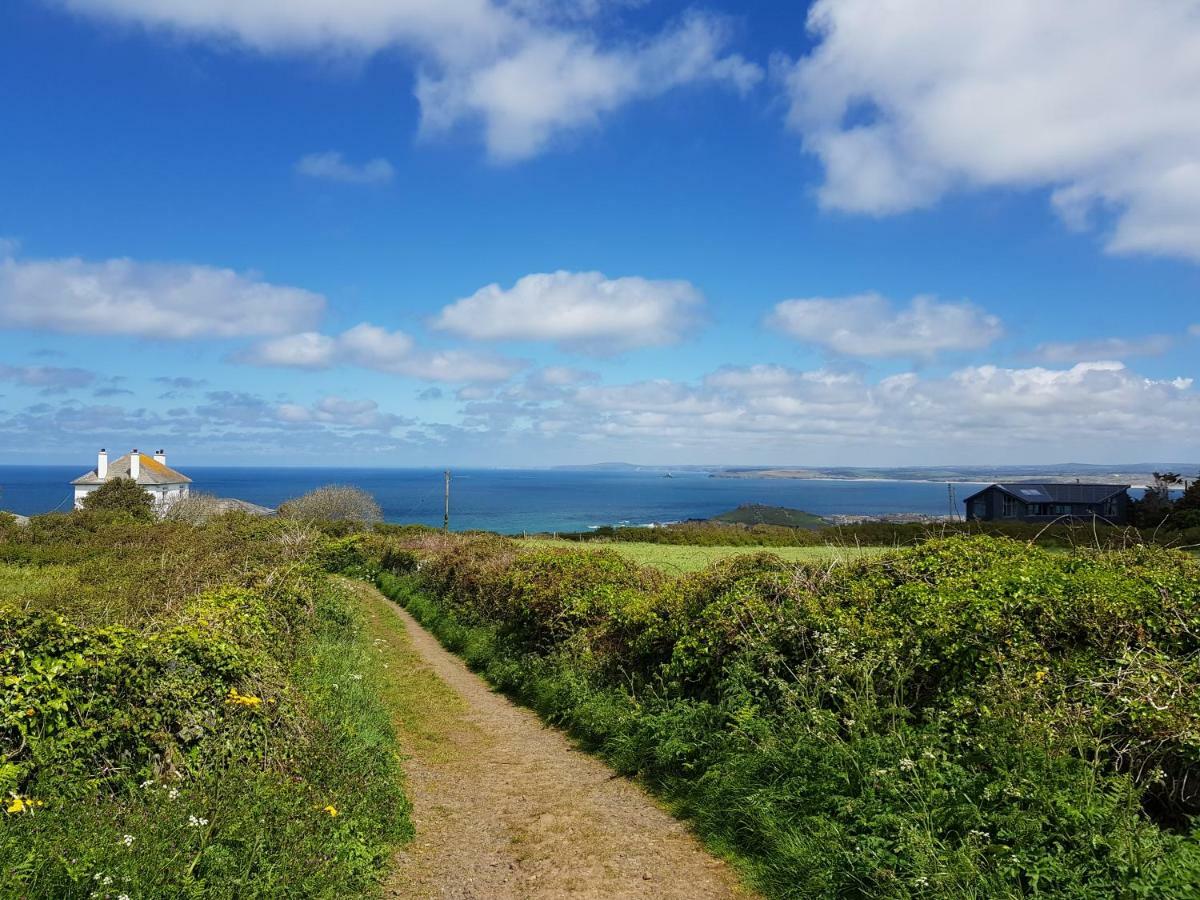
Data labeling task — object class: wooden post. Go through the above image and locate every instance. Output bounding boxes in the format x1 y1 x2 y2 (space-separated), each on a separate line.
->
443 470 451 533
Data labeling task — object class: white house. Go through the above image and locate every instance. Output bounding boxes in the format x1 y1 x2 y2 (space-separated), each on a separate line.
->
72 448 191 512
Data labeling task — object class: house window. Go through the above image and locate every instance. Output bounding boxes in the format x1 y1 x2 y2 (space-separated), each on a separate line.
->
1002 494 1020 518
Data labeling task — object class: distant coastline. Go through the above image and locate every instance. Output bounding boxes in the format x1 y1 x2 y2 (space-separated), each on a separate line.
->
554 461 1196 488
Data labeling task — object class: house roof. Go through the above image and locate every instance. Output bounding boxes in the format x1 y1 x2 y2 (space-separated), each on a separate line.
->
963 482 1130 505
72 453 192 486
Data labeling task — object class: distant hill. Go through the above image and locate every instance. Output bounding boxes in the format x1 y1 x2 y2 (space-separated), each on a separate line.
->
710 504 828 529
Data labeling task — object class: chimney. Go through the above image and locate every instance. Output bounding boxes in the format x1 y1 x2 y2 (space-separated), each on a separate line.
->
154 449 166 466
130 449 140 481
97 448 108 479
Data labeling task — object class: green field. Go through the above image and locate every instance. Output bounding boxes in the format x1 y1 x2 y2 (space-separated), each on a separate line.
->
524 538 888 573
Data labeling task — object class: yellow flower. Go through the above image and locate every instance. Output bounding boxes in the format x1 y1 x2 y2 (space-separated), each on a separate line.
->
6 795 27 815
1034 670 1048 682
323 805 339 817
225 687 263 708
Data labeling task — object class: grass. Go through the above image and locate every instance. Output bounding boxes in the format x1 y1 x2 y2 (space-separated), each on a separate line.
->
522 538 889 573
342 577 467 766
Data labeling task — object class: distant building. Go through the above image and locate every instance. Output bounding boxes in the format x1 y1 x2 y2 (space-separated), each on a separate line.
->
963 483 1131 525
72 448 191 512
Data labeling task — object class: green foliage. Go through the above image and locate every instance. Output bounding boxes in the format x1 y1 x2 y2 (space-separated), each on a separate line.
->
710 504 828 528
371 533 1200 898
555 518 1167 550
0 517 409 898
79 478 155 521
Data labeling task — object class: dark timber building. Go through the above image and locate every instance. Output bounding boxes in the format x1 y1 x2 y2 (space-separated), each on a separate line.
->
963 483 1132 525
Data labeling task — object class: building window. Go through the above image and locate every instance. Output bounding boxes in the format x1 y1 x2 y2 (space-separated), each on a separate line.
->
1002 494 1020 518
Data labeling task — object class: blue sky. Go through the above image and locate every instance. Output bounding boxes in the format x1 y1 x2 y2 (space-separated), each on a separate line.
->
1 0 1198 467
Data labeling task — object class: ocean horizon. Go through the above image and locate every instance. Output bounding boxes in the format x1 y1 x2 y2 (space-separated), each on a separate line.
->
0 465 986 534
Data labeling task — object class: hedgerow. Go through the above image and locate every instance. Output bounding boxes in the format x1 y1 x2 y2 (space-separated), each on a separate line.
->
0 514 410 898
552 519 1188 550
367 534 1200 898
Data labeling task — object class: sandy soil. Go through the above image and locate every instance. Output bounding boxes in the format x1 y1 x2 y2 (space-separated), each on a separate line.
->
351 581 751 900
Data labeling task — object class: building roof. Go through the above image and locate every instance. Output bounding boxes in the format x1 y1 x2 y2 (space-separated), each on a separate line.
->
963 482 1130 505
72 452 192 486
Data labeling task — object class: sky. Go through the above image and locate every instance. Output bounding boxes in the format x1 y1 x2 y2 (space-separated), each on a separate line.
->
1 0 1199 468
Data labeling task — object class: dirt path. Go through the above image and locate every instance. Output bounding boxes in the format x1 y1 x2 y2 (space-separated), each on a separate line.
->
350 580 751 900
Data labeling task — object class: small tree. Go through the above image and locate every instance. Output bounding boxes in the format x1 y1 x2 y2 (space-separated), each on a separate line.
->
278 485 382 524
1175 476 1200 513
80 477 155 521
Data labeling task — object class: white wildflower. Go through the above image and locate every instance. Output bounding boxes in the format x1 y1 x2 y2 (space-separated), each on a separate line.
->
167 788 179 801
188 815 209 827
122 833 134 847
349 673 363 681
899 757 916 771
139 779 154 789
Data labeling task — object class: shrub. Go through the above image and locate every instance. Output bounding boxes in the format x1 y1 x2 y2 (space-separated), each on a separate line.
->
162 491 228 525
367 532 1200 898
79 478 155 521
279 485 382 524
0 517 409 896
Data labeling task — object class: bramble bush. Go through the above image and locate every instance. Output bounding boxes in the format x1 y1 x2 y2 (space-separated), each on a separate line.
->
365 534 1200 898
0 513 409 898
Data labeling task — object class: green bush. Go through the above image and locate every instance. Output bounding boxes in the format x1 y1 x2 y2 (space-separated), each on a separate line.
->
371 533 1200 898
79 478 155 521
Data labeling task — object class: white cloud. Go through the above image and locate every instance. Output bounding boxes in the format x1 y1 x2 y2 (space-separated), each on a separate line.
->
417 11 761 161
59 2 760 162
0 248 323 339
1190 324 1200 337
777 0 1200 261
1031 334 1175 363
295 151 395 185
767 293 1003 359
275 396 408 431
240 322 523 383
433 270 704 353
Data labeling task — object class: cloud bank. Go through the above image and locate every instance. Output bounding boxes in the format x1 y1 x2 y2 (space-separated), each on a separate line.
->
241 322 524 383
0 248 324 339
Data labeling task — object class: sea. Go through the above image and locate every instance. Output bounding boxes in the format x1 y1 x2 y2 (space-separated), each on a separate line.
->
0 465 987 534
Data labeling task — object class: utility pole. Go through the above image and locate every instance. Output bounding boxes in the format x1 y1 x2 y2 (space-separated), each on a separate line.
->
443 470 451 532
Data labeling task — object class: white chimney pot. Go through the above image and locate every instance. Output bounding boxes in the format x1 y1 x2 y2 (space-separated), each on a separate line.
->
154 449 166 465
97 448 108 480
130 450 140 481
